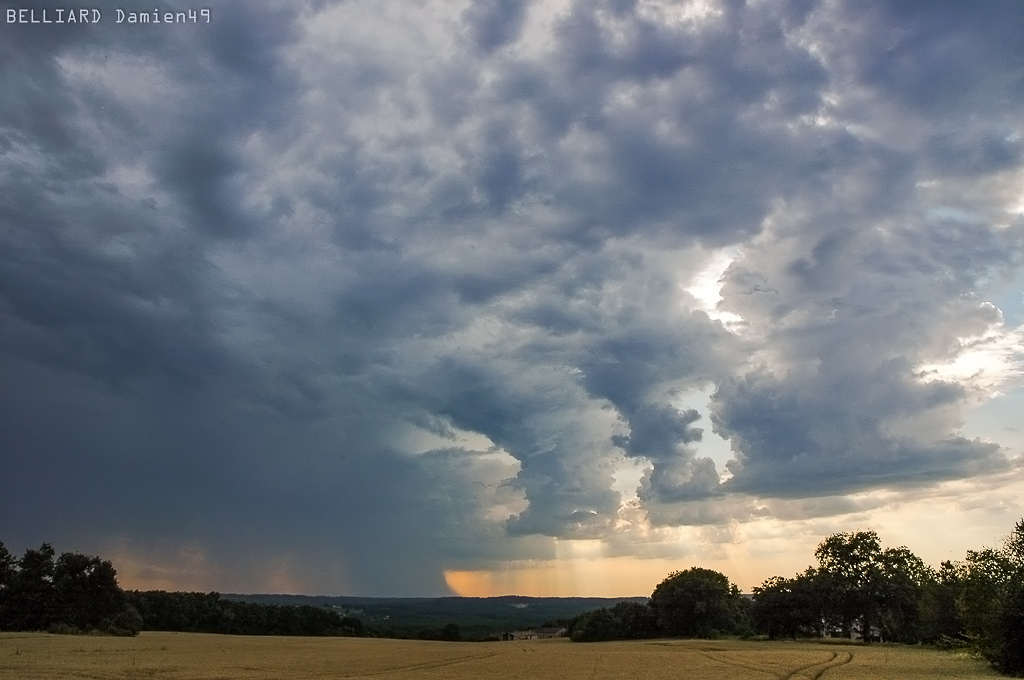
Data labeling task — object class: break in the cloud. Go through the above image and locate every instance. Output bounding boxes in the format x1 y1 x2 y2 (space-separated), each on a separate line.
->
1 0 1023 596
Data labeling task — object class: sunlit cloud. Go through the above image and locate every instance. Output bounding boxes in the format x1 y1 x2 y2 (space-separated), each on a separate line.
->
916 313 1024 399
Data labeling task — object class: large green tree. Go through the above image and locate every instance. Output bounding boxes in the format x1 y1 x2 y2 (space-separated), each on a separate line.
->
5 543 57 630
959 519 1024 675
650 567 743 638
52 552 126 630
812 530 933 643
919 559 966 642
876 545 934 643
0 541 15 624
814 530 884 640
751 569 825 640
0 541 13 583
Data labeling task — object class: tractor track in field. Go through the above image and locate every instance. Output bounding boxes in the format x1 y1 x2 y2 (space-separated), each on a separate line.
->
697 649 854 680
795 651 853 680
696 650 775 677
331 650 498 677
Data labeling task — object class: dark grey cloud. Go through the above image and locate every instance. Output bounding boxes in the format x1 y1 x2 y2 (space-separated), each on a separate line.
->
463 0 530 54
2 0 1023 594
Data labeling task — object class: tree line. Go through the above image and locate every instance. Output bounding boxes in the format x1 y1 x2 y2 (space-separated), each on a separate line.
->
568 518 1024 676
0 541 365 637
3 519 1021 675
128 590 366 636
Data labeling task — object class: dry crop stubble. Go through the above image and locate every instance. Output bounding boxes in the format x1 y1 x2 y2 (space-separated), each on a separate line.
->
0 632 1001 679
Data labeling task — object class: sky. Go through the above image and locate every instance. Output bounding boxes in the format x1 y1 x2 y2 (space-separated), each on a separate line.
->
1 0 1023 598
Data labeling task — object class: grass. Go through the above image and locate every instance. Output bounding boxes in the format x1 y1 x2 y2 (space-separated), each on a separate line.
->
0 632 1001 679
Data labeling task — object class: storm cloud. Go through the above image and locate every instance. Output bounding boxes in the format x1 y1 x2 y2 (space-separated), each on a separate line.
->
2 0 1023 595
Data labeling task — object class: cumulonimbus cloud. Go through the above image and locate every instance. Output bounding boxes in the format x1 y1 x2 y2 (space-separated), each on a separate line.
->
1 0 1022 594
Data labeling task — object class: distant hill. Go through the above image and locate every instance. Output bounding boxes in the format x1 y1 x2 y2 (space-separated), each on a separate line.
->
222 594 647 639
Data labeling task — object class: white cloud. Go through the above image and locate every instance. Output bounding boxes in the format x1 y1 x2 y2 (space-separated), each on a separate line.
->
916 311 1024 399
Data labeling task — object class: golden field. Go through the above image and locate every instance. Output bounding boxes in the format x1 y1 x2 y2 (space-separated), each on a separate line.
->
0 632 1000 680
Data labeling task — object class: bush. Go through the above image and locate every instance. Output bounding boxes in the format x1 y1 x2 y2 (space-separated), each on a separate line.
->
47 622 81 635
570 608 621 642
107 605 144 637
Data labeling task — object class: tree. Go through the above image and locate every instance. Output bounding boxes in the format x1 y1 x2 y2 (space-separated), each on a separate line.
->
752 570 825 640
814 530 884 640
52 552 126 630
960 548 1013 649
752 576 792 640
650 567 742 638
876 545 933 643
6 543 57 630
959 519 1024 675
0 541 13 585
110 605 144 636
570 607 622 642
438 622 461 641
610 601 659 639
918 560 966 643
812 531 935 643
0 541 15 625
569 601 658 642
340 616 364 637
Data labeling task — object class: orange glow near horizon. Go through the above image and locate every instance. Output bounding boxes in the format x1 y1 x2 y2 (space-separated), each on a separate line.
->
105 473 1024 597
444 555 753 598
103 542 351 595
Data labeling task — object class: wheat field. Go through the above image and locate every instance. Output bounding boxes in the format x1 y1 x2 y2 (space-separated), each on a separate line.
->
0 632 1000 679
